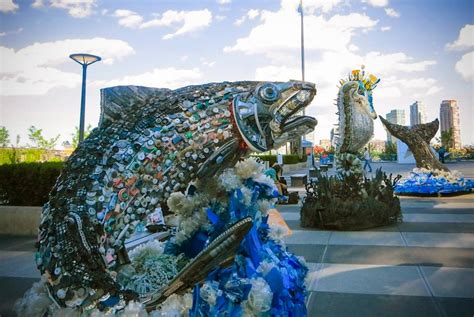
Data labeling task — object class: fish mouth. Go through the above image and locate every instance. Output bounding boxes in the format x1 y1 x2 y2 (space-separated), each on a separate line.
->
269 81 317 134
273 115 318 146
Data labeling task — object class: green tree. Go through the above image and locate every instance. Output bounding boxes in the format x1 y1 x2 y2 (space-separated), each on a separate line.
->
27 126 60 150
7 135 21 164
71 124 93 148
440 129 454 150
0 126 10 147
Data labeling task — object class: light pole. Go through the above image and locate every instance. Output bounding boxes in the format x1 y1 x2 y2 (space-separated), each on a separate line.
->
69 53 101 143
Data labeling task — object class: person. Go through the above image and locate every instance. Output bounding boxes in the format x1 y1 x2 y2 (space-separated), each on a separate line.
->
264 163 288 199
363 147 372 173
438 146 446 163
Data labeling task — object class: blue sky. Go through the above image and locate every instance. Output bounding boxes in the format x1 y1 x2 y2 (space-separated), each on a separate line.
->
1 0 473 147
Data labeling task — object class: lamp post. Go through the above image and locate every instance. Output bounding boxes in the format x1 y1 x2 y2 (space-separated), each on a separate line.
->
69 53 101 143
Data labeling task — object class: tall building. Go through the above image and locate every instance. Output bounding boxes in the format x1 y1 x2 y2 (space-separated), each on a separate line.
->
385 109 405 144
440 100 462 149
410 101 426 126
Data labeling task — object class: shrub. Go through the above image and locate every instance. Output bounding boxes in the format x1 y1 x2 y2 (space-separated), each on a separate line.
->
300 168 402 230
0 162 64 206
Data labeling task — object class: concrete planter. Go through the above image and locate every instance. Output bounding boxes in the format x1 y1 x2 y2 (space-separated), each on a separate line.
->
0 206 41 236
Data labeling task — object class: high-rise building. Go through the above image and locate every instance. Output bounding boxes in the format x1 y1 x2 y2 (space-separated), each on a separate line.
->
385 109 405 144
410 101 426 126
440 100 462 149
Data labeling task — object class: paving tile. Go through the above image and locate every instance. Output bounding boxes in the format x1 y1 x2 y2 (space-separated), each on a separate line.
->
306 291 441 317
329 231 405 246
421 266 474 298
285 221 474 233
322 245 474 268
282 230 331 245
403 213 474 223
403 232 474 249
275 205 301 213
286 244 326 263
280 212 300 221
309 263 430 296
0 235 36 252
0 251 40 278
397 222 474 233
0 276 40 317
436 297 474 317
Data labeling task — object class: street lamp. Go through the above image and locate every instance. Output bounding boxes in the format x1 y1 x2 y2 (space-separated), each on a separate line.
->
69 53 101 143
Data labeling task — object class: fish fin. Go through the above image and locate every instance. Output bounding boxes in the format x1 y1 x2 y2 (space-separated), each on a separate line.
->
98 86 171 129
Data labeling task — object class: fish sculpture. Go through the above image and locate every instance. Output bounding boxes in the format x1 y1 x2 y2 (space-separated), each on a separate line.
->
36 80 317 311
336 67 379 155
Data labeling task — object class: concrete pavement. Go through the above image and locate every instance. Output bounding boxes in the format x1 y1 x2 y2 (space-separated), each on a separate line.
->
1 161 473 316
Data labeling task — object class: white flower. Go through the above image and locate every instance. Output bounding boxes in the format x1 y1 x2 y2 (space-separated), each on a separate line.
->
118 301 148 317
218 169 242 191
252 173 278 193
257 199 272 216
244 278 272 313
150 292 193 317
235 158 264 179
128 239 164 260
241 187 253 206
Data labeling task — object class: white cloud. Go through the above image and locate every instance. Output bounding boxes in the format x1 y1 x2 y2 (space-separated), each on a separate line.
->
0 27 23 37
362 0 389 7
455 51 474 81
31 0 43 8
0 0 19 13
247 9 260 19
234 9 260 26
234 16 246 26
94 67 203 89
217 0 231 4
282 0 343 14
31 0 97 18
395 77 437 89
0 38 135 96
114 9 143 28
380 26 391 32
200 58 216 67
446 24 474 51
425 86 443 95
49 0 96 18
224 7 378 58
384 8 400 18
112 9 213 40
215 15 226 21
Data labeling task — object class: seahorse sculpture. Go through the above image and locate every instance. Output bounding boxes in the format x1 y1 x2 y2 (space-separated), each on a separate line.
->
335 67 379 171
35 81 317 312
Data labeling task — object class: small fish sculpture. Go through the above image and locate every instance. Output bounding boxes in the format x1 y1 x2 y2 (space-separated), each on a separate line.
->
36 80 317 310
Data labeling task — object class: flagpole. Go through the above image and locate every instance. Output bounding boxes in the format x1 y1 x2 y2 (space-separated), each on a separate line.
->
300 0 306 147
300 0 305 83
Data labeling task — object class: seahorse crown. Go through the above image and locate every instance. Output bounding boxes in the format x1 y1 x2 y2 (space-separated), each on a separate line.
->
339 65 380 91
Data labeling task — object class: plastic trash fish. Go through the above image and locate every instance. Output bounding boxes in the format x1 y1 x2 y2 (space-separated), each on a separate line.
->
36 80 317 311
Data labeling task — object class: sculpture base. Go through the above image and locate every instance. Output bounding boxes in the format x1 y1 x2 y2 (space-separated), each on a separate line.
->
395 168 474 196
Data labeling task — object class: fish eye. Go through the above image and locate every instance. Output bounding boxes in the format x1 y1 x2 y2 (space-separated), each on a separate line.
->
258 84 279 103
